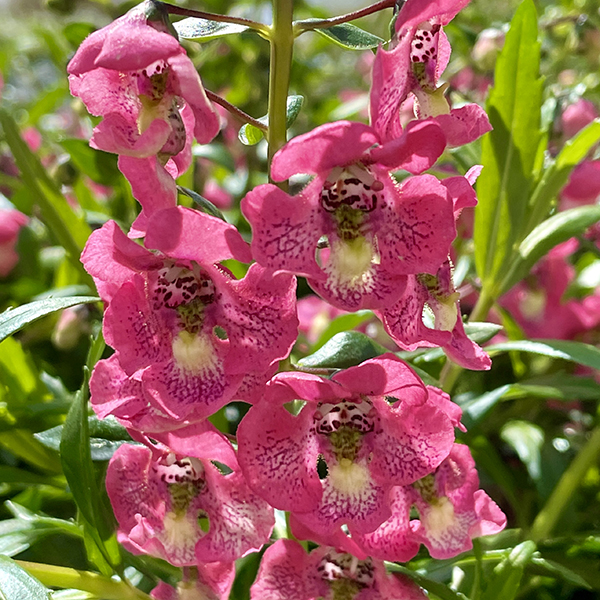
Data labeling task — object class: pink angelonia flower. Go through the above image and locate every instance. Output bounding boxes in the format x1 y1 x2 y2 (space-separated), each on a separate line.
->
151 558 234 600
83 206 298 430
561 98 599 140
237 354 456 536
353 444 506 561
106 429 274 566
0 207 28 277
371 0 491 146
560 160 600 209
67 0 220 235
242 119 454 311
377 259 492 370
250 539 427 600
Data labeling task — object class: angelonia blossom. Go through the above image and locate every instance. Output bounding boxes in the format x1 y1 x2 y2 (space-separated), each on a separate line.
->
0 206 28 277
67 0 507 593
67 0 219 235
370 0 491 145
83 206 298 431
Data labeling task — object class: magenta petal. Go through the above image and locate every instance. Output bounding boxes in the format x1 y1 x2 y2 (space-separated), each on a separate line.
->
167 53 220 144
444 316 492 371
442 174 479 213
194 466 274 563
242 182 324 278
352 487 420 562
96 27 181 72
370 400 454 486
237 402 322 512
368 119 445 174
331 354 428 405
265 371 351 405
250 539 318 600
378 175 456 275
144 206 252 264
270 121 379 181
81 219 161 302
435 104 492 147
395 0 471 32
67 27 108 75
470 490 507 537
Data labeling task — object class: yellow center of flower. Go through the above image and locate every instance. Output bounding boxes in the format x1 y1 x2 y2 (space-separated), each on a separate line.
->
172 331 218 375
328 459 370 496
422 495 456 538
328 237 377 289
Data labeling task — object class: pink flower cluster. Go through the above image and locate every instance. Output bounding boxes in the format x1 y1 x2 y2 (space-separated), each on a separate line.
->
70 0 506 597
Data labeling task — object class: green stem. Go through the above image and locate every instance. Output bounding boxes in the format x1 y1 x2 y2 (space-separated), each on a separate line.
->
267 0 294 188
294 0 396 34
205 90 268 132
16 561 152 600
530 426 600 542
160 2 269 36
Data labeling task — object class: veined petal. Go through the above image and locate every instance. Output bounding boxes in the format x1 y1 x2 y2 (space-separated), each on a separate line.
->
270 121 379 181
435 104 492 147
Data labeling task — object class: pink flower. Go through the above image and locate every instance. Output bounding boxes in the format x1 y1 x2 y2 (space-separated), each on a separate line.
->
370 0 491 146
376 259 492 370
84 207 298 430
560 160 600 208
561 98 599 139
106 430 274 566
0 207 28 277
242 119 453 311
250 539 427 600
68 1 219 234
353 444 506 560
237 354 456 536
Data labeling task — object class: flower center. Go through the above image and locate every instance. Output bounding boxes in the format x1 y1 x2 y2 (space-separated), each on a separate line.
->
314 399 377 462
154 455 206 515
417 273 460 332
410 22 441 90
318 551 375 599
320 165 384 240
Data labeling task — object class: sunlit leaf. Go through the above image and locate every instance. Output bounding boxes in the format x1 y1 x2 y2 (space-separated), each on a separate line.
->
298 19 384 49
175 17 249 41
0 555 51 600
481 541 537 600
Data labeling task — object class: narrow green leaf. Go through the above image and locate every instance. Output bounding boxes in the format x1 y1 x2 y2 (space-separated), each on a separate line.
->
0 555 51 600
456 384 512 429
0 296 99 344
299 19 384 49
500 205 600 293
238 123 265 146
529 557 592 589
174 17 249 41
59 139 119 186
481 541 537 600
297 331 387 369
487 339 600 370
178 186 226 221
312 310 373 351
501 420 545 481
474 0 542 296
284 95 304 128
386 563 469 600
0 109 92 263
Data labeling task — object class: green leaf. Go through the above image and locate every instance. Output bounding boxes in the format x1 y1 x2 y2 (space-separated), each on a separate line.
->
501 420 545 481
529 556 592 589
36 416 134 461
177 186 226 221
312 310 373 351
0 296 99 344
457 384 512 429
238 95 304 145
474 0 542 297
299 19 384 49
296 331 387 369
500 205 600 293
386 563 469 600
59 139 120 186
525 120 600 234
481 541 537 600
0 109 92 267
0 555 51 600
174 17 249 41
487 339 600 370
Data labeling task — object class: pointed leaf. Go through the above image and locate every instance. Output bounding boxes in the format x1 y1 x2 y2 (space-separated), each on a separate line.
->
487 339 600 370
500 204 600 293
299 19 384 49
178 186 226 221
238 95 303 145
474 0 542 296
174 17 249 41
0 296 99 344
501 420 545 481
0 555 51 600
297 331 387 369
386 563 469 600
